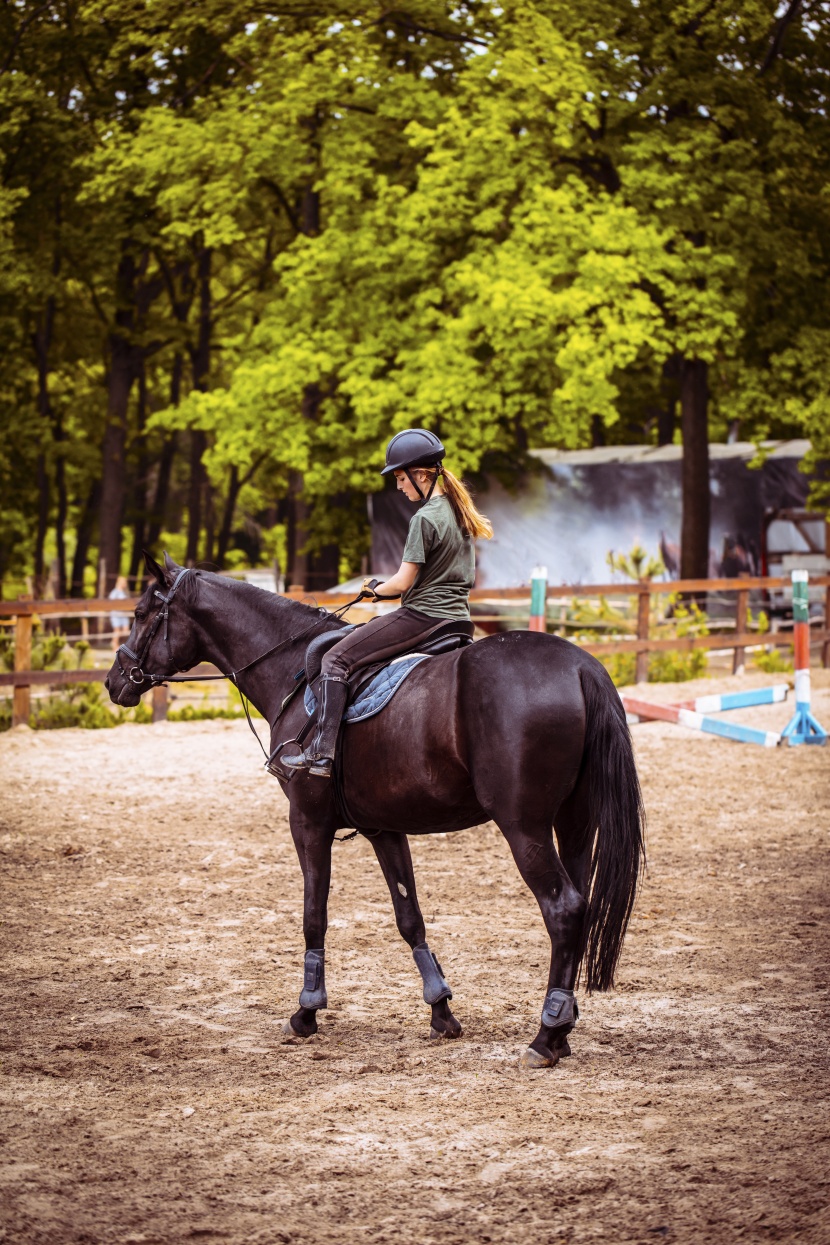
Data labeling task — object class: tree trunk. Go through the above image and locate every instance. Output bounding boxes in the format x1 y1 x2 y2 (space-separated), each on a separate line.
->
285 379 323 589
656 354 681 446
70 480 101 597
129 362 149 580
185 246 213 564
53 406 68 598
32 295 64 596
680 358 710 581
147 351 183 554
286 472 309 588
203 486 216 566
216 465 241 568
186 430 207 564
34 452 49 597
99 248 140 593
99 337 134 592
656 401 677 446
146 434 177 554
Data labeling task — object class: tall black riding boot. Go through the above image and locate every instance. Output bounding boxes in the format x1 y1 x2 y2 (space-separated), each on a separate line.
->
281 675 350 779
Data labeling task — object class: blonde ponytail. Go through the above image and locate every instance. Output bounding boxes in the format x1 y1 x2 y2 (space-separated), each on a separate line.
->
422 466 493 540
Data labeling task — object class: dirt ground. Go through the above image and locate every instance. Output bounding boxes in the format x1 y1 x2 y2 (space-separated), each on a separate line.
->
1 671 828 1245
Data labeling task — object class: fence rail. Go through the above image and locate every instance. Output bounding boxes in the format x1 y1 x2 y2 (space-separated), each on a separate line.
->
2 574 828 727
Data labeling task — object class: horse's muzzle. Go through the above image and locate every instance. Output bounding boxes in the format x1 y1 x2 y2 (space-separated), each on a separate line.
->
104 664 141 707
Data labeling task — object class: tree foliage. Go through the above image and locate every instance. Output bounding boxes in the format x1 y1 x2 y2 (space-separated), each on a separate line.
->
1 0 828 596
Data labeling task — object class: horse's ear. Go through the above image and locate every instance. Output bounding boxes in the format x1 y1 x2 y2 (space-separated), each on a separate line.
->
143 550 166 587
163 551 180 578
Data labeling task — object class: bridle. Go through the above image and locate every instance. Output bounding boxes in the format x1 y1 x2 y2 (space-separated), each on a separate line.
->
114 567 371 760
115 567 196 688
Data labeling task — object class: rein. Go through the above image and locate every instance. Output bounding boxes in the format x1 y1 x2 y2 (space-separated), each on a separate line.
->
116 570 372 761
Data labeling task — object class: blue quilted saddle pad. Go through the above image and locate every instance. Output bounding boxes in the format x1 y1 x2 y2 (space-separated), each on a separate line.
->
304 653 430 725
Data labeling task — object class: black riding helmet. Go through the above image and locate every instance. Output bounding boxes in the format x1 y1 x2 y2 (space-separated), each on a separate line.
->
381 428 445 502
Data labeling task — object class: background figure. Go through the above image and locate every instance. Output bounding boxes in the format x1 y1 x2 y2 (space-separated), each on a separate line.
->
108 576 130 651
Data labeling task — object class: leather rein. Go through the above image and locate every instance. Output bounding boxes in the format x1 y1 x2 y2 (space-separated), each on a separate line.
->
115 568 369 761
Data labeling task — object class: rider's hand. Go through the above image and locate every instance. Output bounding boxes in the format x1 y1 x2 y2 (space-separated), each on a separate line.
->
362 577 384 597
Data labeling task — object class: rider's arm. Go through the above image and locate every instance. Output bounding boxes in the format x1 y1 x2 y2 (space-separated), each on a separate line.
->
364 561 420 599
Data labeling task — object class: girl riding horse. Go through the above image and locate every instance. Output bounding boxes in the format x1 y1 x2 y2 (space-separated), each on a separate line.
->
282 428 493 778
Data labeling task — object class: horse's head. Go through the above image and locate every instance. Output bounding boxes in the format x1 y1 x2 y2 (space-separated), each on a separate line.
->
105 552 201 707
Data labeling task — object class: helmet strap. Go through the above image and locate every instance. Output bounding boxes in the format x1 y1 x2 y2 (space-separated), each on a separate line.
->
405 464 443 503
404 467 425 501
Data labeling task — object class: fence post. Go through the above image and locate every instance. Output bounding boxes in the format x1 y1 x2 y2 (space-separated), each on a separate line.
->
732 586 750 675
635 583 650 684
152 684 168 723
97 557 107 637
529 565 547 633
12 603 33 728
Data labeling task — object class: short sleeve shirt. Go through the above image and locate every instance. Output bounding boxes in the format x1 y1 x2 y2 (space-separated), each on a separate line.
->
401 496 475 620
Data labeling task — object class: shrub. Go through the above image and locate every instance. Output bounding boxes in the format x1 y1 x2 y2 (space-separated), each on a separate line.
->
569 590 709 686
167 704 246 722
0 682 153 732
753 646 794 674
647 598 709 683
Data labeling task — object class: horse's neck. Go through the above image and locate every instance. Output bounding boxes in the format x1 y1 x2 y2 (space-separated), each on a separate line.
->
194 580 329 722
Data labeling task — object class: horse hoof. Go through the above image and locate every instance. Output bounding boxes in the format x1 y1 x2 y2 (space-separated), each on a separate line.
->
282 1020 312 1040
429 1025 462 1041
520 1046 559 1070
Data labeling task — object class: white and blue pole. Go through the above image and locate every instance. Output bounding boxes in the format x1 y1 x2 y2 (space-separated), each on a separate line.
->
781 570 827 746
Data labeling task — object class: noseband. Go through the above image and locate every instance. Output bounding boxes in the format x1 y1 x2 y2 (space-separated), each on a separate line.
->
115 567 193 688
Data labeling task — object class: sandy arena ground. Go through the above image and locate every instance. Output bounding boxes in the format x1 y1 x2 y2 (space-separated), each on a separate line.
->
1 671 828 1245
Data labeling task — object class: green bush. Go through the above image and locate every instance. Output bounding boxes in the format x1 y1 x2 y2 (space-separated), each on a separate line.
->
0 632 13 672
167 684 263 721
0 625 79 674
647 599 709 683
0 682 153 732
571 592 709 687
600 652 636 687
752 646 794 674
167 704 246 721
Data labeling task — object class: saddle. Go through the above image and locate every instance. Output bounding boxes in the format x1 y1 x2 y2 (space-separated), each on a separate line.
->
303 617 475 701
265 618 474 783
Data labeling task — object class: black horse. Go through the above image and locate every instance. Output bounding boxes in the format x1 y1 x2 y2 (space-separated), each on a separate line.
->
105 553 644 1069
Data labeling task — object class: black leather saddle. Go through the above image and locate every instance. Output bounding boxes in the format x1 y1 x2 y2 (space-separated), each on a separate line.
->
304 618 475 698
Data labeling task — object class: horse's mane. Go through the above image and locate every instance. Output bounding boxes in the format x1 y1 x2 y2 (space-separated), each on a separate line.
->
178 569 345 630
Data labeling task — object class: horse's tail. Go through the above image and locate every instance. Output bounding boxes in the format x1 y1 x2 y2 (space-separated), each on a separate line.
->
578 662 646 992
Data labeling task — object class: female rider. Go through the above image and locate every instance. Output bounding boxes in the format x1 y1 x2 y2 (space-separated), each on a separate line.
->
282 428 493 778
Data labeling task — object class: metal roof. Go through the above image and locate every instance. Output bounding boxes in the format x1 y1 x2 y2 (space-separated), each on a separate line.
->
530 440 811 467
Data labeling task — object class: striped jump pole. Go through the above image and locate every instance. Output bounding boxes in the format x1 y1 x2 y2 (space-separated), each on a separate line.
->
675 685 789 714
621 696 781 748
529 565 547 633
781 570 827 746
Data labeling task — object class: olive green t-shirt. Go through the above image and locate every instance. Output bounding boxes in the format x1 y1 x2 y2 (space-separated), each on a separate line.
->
401 495 475 620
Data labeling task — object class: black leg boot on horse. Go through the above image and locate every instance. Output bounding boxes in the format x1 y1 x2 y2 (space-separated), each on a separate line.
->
282 675 349 778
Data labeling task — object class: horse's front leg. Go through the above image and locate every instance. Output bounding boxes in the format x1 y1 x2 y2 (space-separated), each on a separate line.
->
285 805 335 1038
368 830 462 1040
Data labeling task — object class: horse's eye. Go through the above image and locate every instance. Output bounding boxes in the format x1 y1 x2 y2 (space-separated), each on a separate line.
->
134 609 146 621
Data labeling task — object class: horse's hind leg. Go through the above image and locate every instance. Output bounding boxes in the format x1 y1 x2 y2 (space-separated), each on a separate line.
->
368 830 462 1039
496 816 587 1069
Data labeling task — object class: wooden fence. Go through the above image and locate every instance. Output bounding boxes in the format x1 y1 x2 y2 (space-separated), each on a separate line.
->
1 575 828 727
